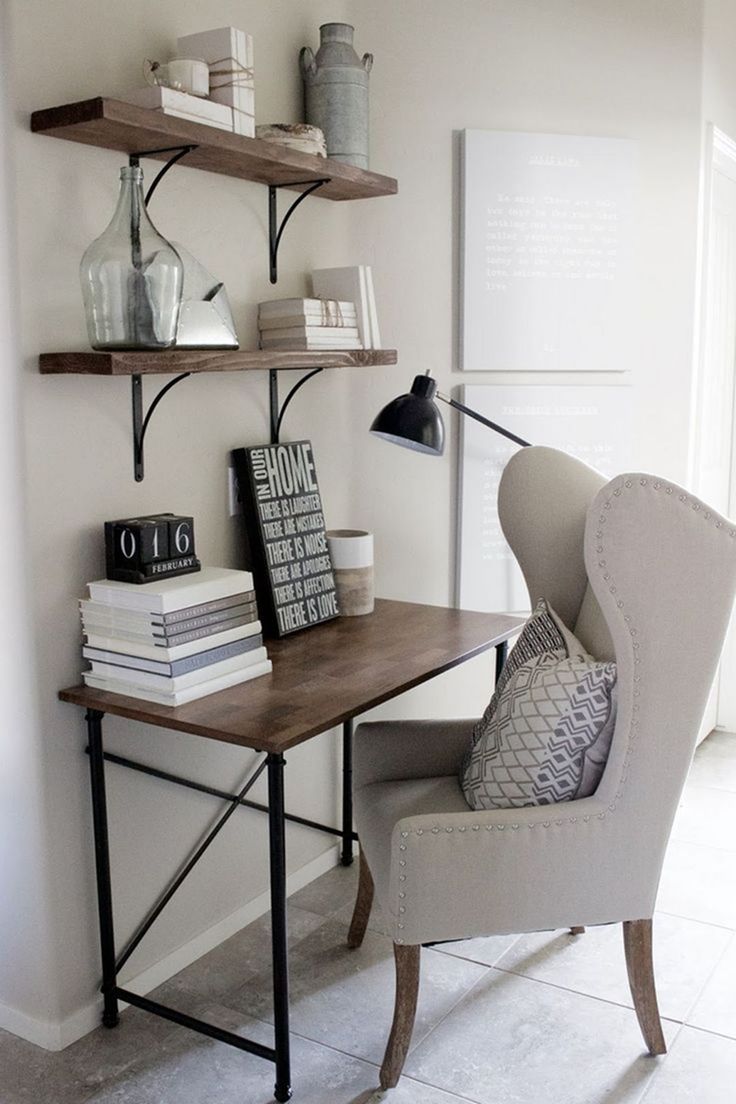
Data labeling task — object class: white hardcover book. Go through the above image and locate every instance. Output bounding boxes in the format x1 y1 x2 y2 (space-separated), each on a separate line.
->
83 632 263 675
120 87 234 130
312 268 372 348
87 647 269 692
258 297 356 318
258 325 360 340
84 620 262 662
363 265 382 348
258 312 357 331
87 567 253 614
258 337 363 350
83 659 273 707
80 599 255 634
177 27 255 136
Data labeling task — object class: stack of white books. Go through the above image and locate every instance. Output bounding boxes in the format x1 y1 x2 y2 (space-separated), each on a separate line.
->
120 86 234 132
312 266 381 349
80 568 271 706
258 298 362 350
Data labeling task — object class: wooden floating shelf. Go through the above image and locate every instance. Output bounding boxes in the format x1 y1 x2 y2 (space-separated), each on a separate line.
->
30 98 398 201
39 348 398 377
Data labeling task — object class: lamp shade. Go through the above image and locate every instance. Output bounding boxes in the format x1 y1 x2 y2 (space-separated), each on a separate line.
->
370 374 445 456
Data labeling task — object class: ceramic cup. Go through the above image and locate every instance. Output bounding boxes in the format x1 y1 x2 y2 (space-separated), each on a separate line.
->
326 529 374 616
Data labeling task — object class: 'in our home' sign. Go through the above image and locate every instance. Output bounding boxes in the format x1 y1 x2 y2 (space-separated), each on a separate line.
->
232 441 338 636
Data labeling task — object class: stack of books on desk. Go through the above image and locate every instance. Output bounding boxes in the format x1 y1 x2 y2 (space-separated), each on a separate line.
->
258 297 362 350
80 567 272 706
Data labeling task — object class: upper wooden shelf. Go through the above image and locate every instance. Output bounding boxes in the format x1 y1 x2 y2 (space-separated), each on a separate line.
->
39 348 398 377
31 98 398 201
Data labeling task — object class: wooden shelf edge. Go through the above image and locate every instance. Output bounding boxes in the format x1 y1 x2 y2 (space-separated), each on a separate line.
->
39 349 398 376
30 97 398 201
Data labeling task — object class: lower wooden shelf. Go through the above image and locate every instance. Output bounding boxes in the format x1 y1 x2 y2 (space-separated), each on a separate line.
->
39 348 398 376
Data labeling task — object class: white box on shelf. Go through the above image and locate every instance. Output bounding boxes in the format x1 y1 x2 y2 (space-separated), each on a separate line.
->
177 26 255 136
121 86 234 130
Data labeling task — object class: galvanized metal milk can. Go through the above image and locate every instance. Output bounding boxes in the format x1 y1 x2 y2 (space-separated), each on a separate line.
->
300 23 373 169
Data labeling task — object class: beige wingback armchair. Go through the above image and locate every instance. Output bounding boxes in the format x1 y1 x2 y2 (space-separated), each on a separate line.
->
348 446 736 1089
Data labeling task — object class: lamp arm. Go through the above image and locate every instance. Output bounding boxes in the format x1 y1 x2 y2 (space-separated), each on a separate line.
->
437 393 531 448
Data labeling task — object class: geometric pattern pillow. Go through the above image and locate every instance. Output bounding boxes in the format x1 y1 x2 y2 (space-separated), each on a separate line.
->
460 599 617 810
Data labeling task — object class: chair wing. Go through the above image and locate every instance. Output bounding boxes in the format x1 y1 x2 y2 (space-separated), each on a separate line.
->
498 446 607 632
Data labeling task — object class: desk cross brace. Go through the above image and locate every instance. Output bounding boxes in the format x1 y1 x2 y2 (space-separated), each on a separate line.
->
85 710 356 1103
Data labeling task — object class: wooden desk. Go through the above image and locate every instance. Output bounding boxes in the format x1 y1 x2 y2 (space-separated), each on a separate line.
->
61 599 520 1102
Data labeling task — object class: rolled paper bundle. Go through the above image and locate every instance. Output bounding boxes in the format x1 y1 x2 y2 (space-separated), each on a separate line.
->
256 123 327 158
326 529 374 616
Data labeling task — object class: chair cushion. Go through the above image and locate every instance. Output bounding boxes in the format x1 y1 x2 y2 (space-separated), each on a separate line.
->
460 599 617 810
354 774 470 919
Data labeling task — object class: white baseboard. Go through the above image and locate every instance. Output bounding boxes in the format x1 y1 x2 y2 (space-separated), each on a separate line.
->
0 844 340 1051
0 998 62 1051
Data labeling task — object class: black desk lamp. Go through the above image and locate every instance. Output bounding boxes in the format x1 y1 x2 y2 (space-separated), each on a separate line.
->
370 371 531 454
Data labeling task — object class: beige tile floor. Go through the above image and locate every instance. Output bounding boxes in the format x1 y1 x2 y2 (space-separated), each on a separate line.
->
2 731 736 1104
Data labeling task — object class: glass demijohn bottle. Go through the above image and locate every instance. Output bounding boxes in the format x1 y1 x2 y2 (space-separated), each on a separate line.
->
80 165 183 349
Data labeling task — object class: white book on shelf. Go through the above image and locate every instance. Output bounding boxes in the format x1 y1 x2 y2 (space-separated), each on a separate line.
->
258 313 357 331
258 297 356 319
120 86 234 130
258 325 360 341
258 337 363 350
83 658 273 707
86 567 253 614
312 267 373 348
177 26 255 136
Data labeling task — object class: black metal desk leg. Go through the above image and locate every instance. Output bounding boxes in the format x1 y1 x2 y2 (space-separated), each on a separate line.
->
267 753 291 1102
495 640 509 683
341 719 354 866
86 709 119 1028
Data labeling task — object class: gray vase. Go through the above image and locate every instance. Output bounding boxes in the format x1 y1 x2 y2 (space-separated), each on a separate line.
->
300 23 373 169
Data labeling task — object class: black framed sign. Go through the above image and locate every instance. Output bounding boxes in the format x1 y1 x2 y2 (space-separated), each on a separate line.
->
232 441 338 636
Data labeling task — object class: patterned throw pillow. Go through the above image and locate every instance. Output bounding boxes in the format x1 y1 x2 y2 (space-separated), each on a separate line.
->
460 599 617 810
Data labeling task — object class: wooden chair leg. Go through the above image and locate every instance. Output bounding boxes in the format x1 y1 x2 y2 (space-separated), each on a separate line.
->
380 943 421 1090
623 919 667 1056
347 849 374 949
570 926 585 935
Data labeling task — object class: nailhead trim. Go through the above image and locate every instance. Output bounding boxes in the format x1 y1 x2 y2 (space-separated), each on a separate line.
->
391 476 735 938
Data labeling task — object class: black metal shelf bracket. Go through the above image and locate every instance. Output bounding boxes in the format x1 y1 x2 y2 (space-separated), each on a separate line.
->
132 372 191 481
268 179 330 284
124 144 199 482
128 144 198 204
269 366 324 444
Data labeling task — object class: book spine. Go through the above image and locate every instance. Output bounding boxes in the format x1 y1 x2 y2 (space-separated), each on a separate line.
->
88 646 268 689
257 326 361 339
258 298 355 316
84 659 272 706
84 620 262 662
86 578 253 614
83 616 259 651
81 603 257 639
164 591 255 623
258 315 357 330
258 338 363 350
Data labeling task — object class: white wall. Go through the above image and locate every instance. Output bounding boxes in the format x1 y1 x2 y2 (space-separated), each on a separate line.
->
0 2 58 1043
3 0 719 1046
349 0 705 722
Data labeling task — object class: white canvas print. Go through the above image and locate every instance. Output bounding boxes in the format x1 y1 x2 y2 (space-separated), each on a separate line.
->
461 130 636 372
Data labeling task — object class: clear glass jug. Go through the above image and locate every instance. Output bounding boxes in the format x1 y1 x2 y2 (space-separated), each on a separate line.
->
80 166 183 349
